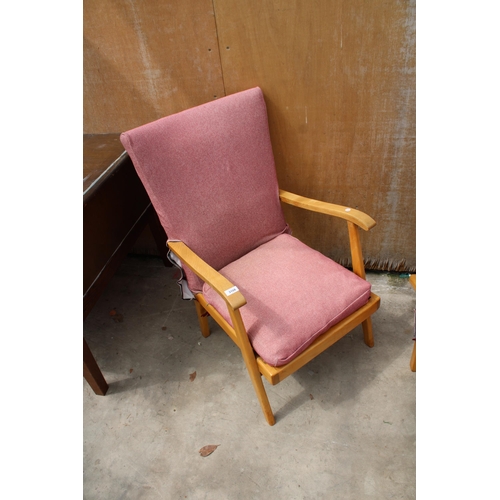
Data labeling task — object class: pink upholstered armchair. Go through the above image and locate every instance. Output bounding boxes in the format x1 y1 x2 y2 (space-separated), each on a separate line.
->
120 87 380 425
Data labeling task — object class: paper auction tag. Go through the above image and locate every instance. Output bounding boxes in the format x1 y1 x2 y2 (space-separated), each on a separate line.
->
224 286 239 297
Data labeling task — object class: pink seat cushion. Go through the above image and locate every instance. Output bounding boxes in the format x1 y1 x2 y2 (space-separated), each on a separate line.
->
202 234 372 366
120 88 289 293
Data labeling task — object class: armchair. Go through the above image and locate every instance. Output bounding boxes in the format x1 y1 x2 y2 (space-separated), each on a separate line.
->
120 87 380 425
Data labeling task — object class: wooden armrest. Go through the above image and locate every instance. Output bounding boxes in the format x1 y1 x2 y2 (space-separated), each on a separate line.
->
279 189 376 231
167 241 247 310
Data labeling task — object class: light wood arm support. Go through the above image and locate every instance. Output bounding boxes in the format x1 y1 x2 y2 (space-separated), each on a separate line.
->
279 189 376 280
279 189 376 231
347 221 366 279
167 241 247 310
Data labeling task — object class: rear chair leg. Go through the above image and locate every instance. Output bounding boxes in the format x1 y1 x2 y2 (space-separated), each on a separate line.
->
194 300 211 338
362 317 375 347
347 222 375 349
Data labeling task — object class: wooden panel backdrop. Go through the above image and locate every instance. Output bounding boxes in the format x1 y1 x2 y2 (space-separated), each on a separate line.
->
84 0 416 272
84 0 224 132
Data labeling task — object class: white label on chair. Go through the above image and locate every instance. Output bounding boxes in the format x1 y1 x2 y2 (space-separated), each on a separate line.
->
345 208 351 212
224 286 239 296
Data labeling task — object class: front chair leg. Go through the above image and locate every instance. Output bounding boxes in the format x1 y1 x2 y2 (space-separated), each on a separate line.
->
229 308 275 425
362 317 374 347
245 360 276 426
194 300 211 338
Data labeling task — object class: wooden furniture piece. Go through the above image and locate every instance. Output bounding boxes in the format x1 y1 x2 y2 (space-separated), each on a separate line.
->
120 88 380 425
409 274 416 372
83 134 170 395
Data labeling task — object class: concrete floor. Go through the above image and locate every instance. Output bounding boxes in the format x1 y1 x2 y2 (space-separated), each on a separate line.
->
83 255 416 499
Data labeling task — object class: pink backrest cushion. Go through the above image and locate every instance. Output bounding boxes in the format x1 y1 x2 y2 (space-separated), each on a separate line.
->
120 88 289 293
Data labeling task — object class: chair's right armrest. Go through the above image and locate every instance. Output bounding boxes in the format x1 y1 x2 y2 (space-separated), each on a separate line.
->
167 241 247 311
279 189 376 231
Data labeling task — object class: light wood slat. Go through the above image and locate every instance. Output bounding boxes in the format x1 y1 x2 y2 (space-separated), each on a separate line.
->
347 221 367 279
280 190 376 231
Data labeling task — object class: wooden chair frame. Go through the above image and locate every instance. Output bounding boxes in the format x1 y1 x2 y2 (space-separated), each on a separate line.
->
168 189 380 425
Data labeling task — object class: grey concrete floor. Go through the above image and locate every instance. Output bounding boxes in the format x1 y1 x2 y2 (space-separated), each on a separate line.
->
83 255 416 499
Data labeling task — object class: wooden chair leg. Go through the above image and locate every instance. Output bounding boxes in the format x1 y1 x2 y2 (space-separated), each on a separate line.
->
228 308 275 425
410 341 416 372
362 316 375 347
348 222 374 349
194 300 211 338
83 339 108 395
244 360 275 426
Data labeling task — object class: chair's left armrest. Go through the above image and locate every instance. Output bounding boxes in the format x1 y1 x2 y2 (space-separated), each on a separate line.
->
279 189 376 231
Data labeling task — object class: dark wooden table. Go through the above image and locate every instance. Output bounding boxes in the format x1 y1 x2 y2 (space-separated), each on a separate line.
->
83 134 169 395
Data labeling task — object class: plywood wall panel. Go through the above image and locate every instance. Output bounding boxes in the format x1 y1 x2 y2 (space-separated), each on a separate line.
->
84 0 225 133
84 0 415 271
213 0 415 271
